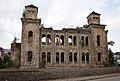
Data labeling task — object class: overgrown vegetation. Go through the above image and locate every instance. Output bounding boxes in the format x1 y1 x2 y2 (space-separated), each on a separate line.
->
103 49 115 67
0 54 20 69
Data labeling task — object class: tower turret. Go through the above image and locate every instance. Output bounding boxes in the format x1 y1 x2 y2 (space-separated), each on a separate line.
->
20 4 40 69
22 4 38 19
87 11 100 25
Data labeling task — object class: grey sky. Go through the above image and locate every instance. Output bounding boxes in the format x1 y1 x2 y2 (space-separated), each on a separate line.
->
0 0 120 52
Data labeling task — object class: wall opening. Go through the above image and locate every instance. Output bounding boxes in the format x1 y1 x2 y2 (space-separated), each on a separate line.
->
82 52 85 61
56 52 59 63
61 52 64 63
47 52 51 63
86 37 88 46
27 51 32 62
60 35 64 46
47 34 51 45
81 36 84 46
97 35 100 46
73 36 77 46
42 52 46 61
86 53 89 62
74 52 77 63
68 36 72 46
42 34 46 45
55 35 59 45
69 52 72 62
98 52 101 62
28 31 33 43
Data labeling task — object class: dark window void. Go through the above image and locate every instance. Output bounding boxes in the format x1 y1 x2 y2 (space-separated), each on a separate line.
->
47 34 51 45
56 52 59 63
73 36 77 46
68 36 72 46
42 34 46 45
98 52 101 62
60 35 64 46
47 52 51 63
74 52 77 62
28 51 32 62
42 52 46 61
82 53 85 61
86 53 89 62
28 31 33 37
69 52 72 62
28 31 33 43
61 52 64 63
81 36 84 46
97 35 100 46
86 37 88 46
55 35 59 45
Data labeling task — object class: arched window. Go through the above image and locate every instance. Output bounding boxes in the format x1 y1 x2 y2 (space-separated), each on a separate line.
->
69 52 72 62
28 31 33 37
82 52 85 61
86 53 89 62
42 34 46 45
55 35 59 45
47 34 51 45
28 51 32 62
47 52 51 63
86 37 88 46
74 52 77 63
98 52 101 62
56 52 59 63
28 31 33 43
61 52 64 63
81 36 84 46
68 35 72 46
42 52 46 61
60 35 64 45
73 36 77 46
97 35 100 46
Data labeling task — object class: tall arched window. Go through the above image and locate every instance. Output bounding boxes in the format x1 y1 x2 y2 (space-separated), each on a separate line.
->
28 51 32 62
55 35 59 45
86 53 89 62
28 31 33 43
97 35 100 46
47 52 51 63
42 52 46 61
98 52 101 62
68 36 72 46
73 36 77 46
69 52 72 62
61 52 64 63
47 34 51 45
74 52 77 63
60 35 64 45
86 37 88 46
56 52 59 63
81 36 84 46
82 52 85 61
42 34 46 45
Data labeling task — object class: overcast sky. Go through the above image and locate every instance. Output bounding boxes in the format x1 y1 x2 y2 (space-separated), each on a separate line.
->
0 0 120 52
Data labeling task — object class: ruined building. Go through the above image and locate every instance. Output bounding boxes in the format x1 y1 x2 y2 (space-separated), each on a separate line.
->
20 4 108 69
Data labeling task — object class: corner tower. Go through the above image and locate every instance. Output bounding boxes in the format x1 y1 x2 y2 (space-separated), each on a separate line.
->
87 11 108 67
20 4 41 69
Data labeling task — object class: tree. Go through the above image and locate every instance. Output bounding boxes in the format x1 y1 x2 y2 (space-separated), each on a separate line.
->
108 48 114 66
82 24 88 29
